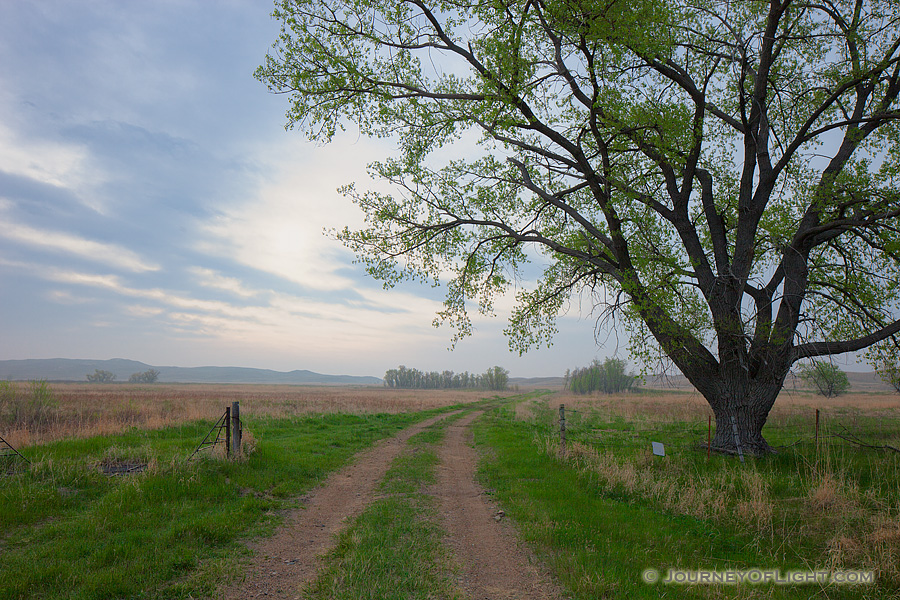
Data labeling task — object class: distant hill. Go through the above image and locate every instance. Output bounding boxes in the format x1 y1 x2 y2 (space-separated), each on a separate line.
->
0 358 382 385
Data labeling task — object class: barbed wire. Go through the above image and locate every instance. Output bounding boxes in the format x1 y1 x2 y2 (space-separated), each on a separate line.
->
520 404 900 456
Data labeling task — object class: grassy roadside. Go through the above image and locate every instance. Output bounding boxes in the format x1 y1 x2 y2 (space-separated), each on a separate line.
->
302 411 467 600
473 393 892 600
0 409 450 600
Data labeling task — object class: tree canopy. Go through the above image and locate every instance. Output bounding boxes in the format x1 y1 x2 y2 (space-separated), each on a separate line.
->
258 0 900 453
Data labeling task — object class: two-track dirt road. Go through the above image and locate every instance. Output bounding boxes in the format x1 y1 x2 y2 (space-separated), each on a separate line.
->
221 409 564 599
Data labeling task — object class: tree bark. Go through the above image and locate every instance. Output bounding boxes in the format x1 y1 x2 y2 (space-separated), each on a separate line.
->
700 379 783 456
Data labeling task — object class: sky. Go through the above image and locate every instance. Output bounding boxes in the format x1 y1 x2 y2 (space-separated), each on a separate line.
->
0 0 614 379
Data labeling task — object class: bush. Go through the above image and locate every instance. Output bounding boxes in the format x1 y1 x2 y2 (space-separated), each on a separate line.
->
86 369 117 383
128 369 160 384
797 361 850 397
870 345 900 394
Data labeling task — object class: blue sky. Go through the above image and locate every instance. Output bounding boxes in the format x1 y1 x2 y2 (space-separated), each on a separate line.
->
0 0 612 378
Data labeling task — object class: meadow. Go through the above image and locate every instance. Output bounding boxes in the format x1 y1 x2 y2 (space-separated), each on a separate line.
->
480 388 900 598
0 381 490 448
2 381 900 599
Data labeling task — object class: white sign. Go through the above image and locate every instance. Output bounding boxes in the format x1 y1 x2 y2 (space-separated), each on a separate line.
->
651 441 665 457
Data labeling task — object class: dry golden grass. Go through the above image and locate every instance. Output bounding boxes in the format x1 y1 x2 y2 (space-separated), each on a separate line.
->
540 435 775 531
2 383 497 448
547 388 900 431
531 388 900 585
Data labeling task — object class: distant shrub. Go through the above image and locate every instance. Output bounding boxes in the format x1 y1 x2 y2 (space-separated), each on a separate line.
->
86 369 117 383
0 379 59 429
870 344 900 394
129 369 160 383
0 380 16 424
797 361 850 397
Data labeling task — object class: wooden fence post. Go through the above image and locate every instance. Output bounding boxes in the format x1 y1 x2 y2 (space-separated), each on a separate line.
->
707 415 711 459
231 402 241 457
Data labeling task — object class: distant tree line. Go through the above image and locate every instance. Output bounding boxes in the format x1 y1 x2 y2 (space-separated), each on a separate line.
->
383 365 509 391
86 369 159 383
565 358 635 395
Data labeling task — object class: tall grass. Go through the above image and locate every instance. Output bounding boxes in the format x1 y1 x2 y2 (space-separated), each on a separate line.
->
482 391 900 597
0 379 59 434
1 382 495 448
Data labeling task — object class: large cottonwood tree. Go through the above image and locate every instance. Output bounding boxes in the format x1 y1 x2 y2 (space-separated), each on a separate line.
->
258 0 900 454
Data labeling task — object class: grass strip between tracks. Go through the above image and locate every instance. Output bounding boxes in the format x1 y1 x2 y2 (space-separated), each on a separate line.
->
302 411 467 600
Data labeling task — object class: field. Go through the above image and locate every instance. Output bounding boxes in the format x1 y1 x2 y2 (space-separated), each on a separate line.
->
2 382 900 599
0 382 491 448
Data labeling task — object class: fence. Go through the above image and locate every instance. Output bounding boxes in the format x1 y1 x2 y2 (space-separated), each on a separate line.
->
550 402 900 459
188 401 243 460
1 434 30 470
2 402 243 473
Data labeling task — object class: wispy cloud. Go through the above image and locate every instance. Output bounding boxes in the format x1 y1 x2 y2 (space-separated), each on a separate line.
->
0 220 159 272
188 267 260 298
33 264 445 357
0 120 97 193
196 136 389 293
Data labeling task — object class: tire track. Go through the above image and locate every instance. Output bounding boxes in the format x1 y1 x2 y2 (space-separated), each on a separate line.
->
221 411 456 600
432 412 566 600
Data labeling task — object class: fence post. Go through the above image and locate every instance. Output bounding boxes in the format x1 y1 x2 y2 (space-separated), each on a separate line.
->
231 401 241 457
707 415 711 459
225 405 231 459
559 404 566 456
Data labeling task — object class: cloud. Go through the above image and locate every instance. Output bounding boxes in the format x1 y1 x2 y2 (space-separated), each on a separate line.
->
0 119 106 212
30 264 443 351
196 135 390 292
0 220 159 272
188 267 260 298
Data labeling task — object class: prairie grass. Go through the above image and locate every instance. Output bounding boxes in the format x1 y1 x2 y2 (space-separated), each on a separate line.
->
1 409 447 599
477 390 900 598
1 382 495 448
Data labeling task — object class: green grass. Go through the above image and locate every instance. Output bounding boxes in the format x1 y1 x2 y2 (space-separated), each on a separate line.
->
303 412 465 600
0 410 443 600
473 394 891 599
9 390 897 600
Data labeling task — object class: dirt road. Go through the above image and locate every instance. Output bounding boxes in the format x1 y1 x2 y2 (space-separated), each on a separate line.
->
221 409 563 599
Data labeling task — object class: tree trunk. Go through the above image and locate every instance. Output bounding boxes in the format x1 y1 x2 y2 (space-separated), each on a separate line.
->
706 383 781 456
